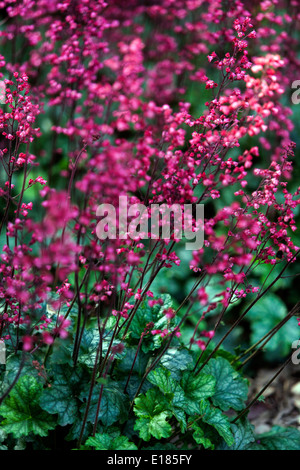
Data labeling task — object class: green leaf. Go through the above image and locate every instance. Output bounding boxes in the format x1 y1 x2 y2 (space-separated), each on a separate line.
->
65 418 93 443
134 388 172 441
120 375 151 401
134 388 167 417
130 294 174 352
217 418 255 450
148 368 183 399
148 367 187 430
160 347 193 379
39 364 88 426
180 370 216 415
252 426 300 450
79 328 125 368
0 375 56 438
190 421 214 449
203 357 248 411
85 430 137 450
49 337 73 365
181 370 216 401
117 347 148 376
80 383 128 427
148 412 173 440
135 412 172 441
199 400 234 447
77 328 101 368
134 417 152 441
1 352 42 389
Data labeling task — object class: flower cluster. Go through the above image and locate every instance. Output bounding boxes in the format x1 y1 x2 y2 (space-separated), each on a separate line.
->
0 0 299 361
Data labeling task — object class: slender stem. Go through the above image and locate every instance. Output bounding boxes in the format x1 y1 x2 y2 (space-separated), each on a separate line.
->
232 355 292 424
128 311 189 414
233 302 300 368
0 352 25 405
77 335 102 447
194 250 300 375
123 333 145 394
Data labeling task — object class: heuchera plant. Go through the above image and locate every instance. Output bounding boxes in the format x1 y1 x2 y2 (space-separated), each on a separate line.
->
0 0 300 451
